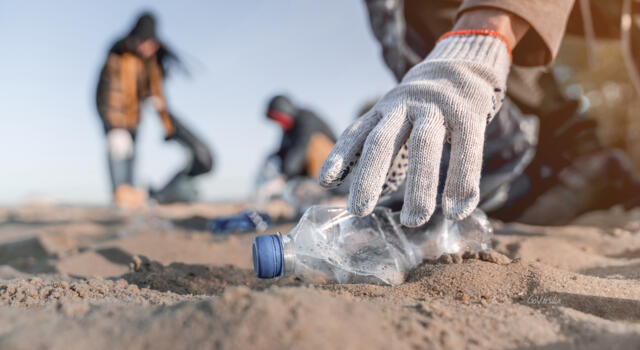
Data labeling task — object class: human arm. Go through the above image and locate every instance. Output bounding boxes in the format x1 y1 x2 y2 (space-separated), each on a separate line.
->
147 59 176 139
318 8 530 226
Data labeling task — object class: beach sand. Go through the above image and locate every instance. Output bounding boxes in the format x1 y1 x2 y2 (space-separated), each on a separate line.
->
0 202 639 349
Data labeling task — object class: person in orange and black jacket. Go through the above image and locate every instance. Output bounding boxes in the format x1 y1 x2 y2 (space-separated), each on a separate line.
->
96 12 213 207
266 95 336 181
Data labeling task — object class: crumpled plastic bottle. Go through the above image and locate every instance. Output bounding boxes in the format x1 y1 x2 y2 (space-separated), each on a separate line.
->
252 206 493 285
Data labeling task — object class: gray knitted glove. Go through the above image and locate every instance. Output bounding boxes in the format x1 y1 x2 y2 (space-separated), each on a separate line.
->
319 33 511 227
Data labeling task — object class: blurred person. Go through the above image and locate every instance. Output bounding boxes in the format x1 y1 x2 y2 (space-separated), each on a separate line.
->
246 95 344 220
203 95 341 232
96 12 213 207
318 0 640 226
266 95 336 180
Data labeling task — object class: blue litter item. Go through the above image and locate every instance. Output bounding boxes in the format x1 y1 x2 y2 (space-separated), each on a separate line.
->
208 210 272 234
252 234 283 278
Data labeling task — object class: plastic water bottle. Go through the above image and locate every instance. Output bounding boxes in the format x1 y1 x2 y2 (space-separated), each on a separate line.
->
252 206 492 285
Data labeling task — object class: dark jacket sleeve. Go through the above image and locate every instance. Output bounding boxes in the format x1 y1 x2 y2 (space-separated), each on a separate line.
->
96 64 111 132
278 110 336 178
281 126 312 178
147 58 176 138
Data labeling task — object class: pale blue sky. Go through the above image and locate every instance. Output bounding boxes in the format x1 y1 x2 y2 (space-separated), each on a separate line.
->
0 1 395 204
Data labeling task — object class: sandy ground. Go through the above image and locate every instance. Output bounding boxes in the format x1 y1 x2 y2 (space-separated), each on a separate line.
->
0 202 639 349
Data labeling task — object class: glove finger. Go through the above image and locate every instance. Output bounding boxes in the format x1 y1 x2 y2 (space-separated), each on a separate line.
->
400 110 446 227
318 110 381 188
348 106 411 216
443 119 486 220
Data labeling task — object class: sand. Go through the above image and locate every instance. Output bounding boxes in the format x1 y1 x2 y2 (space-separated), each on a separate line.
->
0 202 639 349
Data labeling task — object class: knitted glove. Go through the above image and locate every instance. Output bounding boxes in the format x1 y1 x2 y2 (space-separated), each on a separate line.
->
318 31 511 227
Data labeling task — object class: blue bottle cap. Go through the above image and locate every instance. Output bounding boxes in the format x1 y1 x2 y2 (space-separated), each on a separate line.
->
252 234 283 278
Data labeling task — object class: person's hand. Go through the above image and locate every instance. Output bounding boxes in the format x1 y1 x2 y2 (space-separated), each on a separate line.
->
106 128 134 160
318 32 511 227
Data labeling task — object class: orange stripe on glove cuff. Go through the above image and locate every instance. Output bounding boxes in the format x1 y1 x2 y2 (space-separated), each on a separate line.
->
438 29 512 61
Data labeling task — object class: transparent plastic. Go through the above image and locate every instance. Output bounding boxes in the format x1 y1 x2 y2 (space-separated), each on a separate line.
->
280 206 493 285
252 157 332 217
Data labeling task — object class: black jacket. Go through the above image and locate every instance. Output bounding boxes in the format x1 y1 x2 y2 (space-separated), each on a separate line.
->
276 109 336 178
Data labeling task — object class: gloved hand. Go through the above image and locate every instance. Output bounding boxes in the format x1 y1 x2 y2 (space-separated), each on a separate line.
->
318 31 511 227
106 128 134 161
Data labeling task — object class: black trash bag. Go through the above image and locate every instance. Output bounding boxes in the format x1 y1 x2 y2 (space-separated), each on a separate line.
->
150 115 213 203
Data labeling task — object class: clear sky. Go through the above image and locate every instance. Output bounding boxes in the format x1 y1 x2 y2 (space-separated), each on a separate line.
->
0 0 396 204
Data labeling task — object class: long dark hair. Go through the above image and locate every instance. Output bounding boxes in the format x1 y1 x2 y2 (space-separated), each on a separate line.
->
109 12 185 77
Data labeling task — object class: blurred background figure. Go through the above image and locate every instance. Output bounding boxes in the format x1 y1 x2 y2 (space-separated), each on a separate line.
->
96 12 213 208
266 95 336 181
248 95 344 223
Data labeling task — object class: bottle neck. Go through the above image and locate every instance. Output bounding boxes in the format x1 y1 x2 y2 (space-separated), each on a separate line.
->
280 234 295 276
